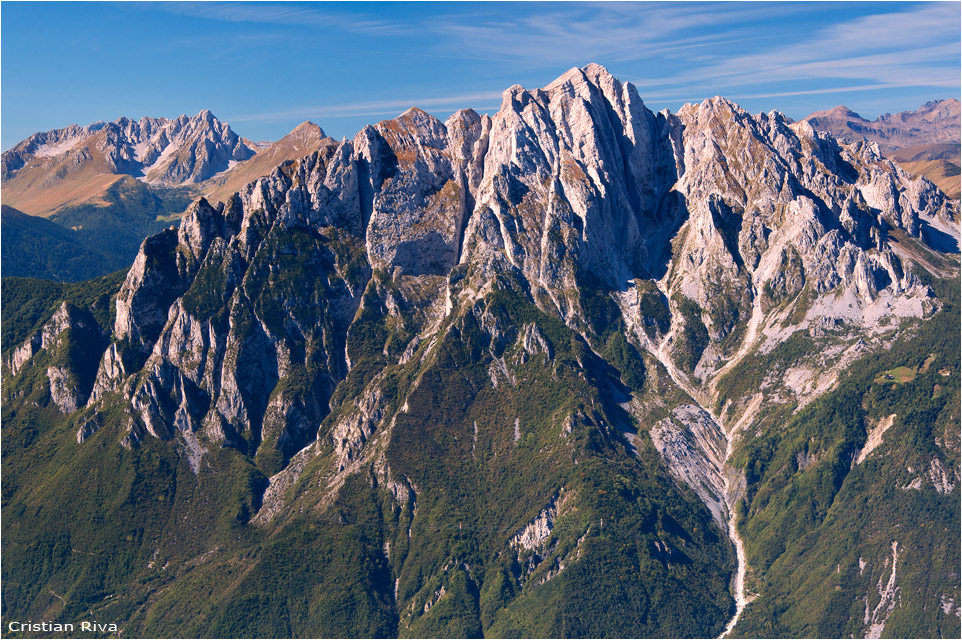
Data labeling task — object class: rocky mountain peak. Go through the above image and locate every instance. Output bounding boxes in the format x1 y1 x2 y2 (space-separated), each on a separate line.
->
289 120 325 137
89 65 955 406
388 107 448 144
268 121 327 151
1 110 256 192
884 97 960 123
803 99 961 154
446 108 480 125
827 105 863 120
12 62 953 503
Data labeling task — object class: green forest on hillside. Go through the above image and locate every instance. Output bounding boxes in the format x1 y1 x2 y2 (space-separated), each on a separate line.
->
731 277 961 638
1 179 190 282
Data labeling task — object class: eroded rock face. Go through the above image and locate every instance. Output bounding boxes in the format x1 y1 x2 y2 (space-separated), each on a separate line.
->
363 107 481 276
462 64 682 297
5 302 107 413
331 383 386 473
6 302 95 374
47 366 82 413
113 229 188 349
7 333 43 378
511 489 570 552
75 64 955 494
650 404 728 527
656 99 947 376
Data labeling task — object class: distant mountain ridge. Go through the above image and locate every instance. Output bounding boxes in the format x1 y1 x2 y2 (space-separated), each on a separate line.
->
802 99 960 152
4 96 956 284
803 99 961 199
1 113 331 218
2 110 255 184
1 110 256 216
1 115 333 281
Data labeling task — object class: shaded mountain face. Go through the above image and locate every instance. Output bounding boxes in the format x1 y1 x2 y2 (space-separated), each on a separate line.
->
0 204 120 281
2 65 959 638
1 177 192 282
803 100 961 199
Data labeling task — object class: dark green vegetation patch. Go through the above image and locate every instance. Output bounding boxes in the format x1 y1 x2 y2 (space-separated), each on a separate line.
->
1 261 738 638
1 179 191 282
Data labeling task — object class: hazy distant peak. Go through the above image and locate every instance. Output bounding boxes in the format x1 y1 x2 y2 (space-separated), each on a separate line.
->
803 98 960 155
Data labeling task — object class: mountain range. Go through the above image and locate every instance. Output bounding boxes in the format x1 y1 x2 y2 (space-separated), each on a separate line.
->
1 65 959 638
2 110 256 212
1 110 332 217
2 94 959 286
802 99 961 199
1 113 327 281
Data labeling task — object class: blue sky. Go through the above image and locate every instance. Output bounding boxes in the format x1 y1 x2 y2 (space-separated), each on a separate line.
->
2 1 959 150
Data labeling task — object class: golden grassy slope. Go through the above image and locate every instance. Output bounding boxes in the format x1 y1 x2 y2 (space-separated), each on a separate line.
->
891 143 961 200
897 159 960 200
2 122 329 219
1 131 126 216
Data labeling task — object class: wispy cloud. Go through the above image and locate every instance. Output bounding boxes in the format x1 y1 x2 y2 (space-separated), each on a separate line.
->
156 1 416 35
425 2 799 67
155 2 808 69
151 1 959 124
678 3 960 90
153 2 959 98
729 82 952 101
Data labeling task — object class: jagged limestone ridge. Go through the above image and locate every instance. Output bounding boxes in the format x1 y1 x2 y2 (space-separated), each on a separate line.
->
7 63 950 486
1 110 255 186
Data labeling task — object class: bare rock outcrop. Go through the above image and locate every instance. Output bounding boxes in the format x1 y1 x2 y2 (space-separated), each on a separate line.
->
69 64 956 496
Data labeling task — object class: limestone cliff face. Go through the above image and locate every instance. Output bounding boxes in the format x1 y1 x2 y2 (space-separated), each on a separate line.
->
462 65 681 299
61 64 956 487
4 301 108 413
644 98 951 382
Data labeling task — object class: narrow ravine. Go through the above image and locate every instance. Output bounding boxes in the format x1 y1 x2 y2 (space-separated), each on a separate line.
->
718 435 749 639
716 393 762 638
646 328 751 639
